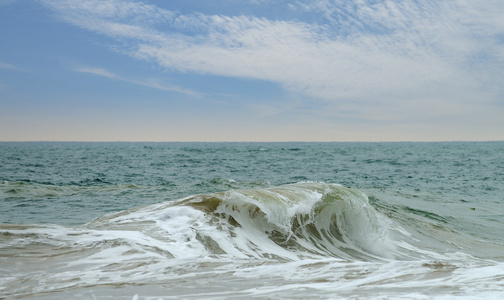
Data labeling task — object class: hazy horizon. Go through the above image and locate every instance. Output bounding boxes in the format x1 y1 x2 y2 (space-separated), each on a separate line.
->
1 140 503 143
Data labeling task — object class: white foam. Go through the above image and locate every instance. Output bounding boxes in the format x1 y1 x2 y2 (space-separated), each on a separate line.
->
4 182 503 299
3 224 504 300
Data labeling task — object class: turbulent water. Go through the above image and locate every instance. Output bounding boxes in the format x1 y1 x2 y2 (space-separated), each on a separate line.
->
1 142 503 299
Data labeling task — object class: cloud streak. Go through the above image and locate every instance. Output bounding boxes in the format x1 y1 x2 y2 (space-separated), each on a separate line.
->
39 0 504 122
74 66 201 96
0 62 32 73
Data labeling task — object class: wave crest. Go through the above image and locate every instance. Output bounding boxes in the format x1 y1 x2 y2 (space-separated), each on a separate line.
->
88 182 397 261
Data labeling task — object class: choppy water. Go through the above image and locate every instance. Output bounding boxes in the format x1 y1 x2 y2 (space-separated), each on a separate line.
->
1 142 503 299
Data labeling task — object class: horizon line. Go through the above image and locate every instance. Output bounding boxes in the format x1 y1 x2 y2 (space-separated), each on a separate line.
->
1 140 503 143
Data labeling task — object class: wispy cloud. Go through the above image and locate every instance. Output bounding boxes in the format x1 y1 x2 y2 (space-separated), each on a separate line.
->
0 62 32 73
40 0 504 122
74 66 201 96
75 66 117 79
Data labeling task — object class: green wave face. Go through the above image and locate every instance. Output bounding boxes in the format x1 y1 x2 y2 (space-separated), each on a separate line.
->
87 182 399 261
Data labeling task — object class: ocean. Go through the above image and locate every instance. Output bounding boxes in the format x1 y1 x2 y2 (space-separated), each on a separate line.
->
1 142 503 299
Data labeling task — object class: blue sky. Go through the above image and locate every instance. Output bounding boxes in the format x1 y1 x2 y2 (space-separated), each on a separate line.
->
1 0 503 141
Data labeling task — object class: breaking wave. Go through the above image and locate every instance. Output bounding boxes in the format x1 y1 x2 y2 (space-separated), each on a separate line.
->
3 182 503 299
85 182 404 261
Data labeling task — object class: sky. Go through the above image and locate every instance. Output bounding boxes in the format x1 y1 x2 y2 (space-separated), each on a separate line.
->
1 0 503 142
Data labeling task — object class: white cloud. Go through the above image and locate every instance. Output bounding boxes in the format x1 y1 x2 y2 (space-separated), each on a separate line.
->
75 66 118 79
40 0 504 122
74 66 201 96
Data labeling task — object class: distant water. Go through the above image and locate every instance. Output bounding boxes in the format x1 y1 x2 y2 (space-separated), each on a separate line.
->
1 142 503 299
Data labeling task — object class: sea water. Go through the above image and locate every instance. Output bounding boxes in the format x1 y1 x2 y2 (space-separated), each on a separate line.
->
0 142 503 299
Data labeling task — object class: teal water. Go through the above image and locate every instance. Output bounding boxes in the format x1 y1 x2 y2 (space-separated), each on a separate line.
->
1 142 503 299
1 142 502 235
